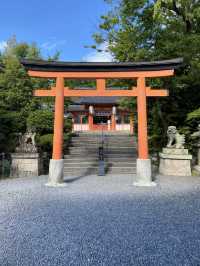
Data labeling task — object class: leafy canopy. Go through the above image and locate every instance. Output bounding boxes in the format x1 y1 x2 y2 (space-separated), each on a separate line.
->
91 0 200 151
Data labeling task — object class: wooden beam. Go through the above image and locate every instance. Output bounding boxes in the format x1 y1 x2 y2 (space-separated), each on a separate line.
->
96 79 106 92
63 88 139 97
33 88 169 97
146 88 169 97
28 69 174 79
33 89 139 97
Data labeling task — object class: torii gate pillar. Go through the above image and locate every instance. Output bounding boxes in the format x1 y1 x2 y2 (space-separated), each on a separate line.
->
46 77 66 187
134 77 156 187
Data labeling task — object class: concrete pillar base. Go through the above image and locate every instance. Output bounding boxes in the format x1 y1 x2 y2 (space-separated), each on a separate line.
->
133 159 156 187
46 159 67 187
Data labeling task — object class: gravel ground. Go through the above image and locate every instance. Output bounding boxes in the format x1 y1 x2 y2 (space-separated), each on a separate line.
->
1 174 200 266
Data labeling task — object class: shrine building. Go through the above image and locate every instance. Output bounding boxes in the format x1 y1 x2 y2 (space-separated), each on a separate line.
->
68 97 133 133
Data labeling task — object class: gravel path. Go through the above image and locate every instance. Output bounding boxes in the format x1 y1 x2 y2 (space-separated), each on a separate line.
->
1 174 200 266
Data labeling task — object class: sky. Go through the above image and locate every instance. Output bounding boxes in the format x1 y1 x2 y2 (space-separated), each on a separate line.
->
0 0 113 62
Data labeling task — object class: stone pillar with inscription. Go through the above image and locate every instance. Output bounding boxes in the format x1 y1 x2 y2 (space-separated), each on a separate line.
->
10 130 41 177
159 126 192 176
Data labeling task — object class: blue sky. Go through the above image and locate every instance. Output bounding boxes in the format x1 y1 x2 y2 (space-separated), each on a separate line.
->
0 0 113 61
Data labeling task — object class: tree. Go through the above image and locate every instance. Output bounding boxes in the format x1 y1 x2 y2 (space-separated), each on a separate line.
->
0 37 71 155
91 0 200 152
0 55 34 152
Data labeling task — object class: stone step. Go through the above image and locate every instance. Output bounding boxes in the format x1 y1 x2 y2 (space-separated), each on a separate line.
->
64 165 136 172
81 138 135 141
64 162 136 167
72 134 134 137
64 160 137 165
73 132 131 134
68 154 137 158
65 160 137 165
70 141 136 146
71 140 136 145
64 157 137 161
75 132 131 136
71 138 135 143
64 154 137 159
63 167 136 176
64 132 137 176
70 144 137 148
74 135 133 137
71 140 135 143
69 146 137 150
64 164 99 167
68 152 137 156
107 169 136 174
64 158 99 162
69 148 137 152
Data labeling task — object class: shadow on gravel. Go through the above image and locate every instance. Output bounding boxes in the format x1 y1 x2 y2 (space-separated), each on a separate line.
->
64 167 97 183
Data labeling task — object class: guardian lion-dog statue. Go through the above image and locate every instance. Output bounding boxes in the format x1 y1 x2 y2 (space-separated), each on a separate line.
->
167 126 185 149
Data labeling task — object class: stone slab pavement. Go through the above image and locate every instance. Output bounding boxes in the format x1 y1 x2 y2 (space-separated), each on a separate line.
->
0 174 200 266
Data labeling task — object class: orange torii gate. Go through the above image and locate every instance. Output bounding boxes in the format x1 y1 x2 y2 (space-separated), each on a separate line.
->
22 58 183 187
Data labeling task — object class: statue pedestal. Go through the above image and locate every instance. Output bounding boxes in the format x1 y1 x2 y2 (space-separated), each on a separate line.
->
159 148 192 176
10 153 40 178
192 147 200 174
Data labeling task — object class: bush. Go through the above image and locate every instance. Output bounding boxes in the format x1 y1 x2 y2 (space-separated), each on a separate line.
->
64 118 72 132
37 132 72 174
37 134 53 153
27 110 53 135
37 133 72 154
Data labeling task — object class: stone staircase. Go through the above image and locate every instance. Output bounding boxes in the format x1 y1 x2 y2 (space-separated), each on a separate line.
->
64 132 137 176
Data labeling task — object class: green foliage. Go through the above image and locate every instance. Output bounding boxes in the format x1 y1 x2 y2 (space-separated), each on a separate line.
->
65 79 96 88
118 97 136 112
4 36 42 60
27 110 54 134
26 106 72 156
0 110 25 152
184 107 200 144
0 36 72 158
64 118 72 133
37 134 53 153
37 133 72 154
0 56 33 110
0 48 35 151
91 0 200 153
187 108 200 122
154 0 200 33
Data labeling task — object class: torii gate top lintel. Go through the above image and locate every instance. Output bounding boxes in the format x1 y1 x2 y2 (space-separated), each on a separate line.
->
22 57 183 77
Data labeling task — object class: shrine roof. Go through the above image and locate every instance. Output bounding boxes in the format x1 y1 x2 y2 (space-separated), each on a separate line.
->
73 97 120 105
68 105 86 112
21 58 183 72
68 97 121 112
